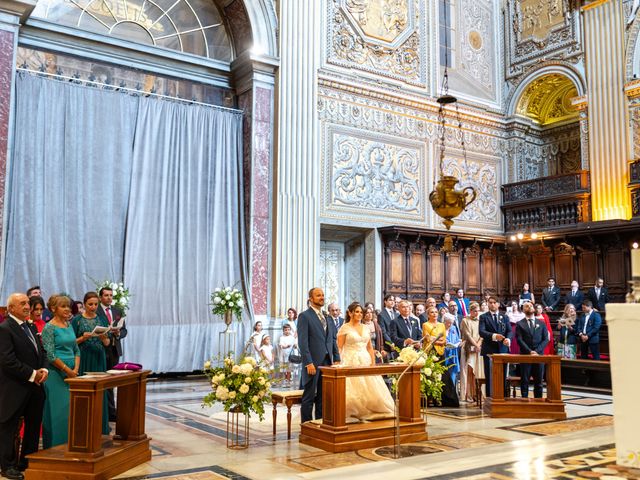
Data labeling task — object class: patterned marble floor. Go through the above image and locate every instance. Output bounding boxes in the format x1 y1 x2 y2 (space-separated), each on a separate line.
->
100 377 634 480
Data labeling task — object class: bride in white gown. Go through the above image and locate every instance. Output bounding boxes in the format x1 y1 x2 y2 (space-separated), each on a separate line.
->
337 302 395 420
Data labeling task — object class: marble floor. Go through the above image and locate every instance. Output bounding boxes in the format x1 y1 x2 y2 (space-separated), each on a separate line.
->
73 376 638 480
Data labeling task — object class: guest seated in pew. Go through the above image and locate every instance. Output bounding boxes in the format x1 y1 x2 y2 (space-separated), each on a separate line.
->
516 302 549 399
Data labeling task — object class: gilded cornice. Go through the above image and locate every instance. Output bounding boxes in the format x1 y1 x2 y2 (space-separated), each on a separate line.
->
581 0 611 12
625 79 640 99
571 95 588 111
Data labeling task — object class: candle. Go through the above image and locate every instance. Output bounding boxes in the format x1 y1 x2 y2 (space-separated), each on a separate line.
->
632 248 640 278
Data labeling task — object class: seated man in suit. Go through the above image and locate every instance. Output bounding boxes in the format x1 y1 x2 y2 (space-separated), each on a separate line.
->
564 280 584 309
516 302 549 398
390 300 422 351
0 293 49 480
586 278 609 311
541 277 561 312
479 296 511 397
574 299 602 360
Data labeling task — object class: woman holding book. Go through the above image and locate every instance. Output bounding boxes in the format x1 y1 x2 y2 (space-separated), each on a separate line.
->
71 291 110 435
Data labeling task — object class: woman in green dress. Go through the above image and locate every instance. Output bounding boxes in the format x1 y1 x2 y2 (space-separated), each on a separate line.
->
41 295 80 448
71 291 110 434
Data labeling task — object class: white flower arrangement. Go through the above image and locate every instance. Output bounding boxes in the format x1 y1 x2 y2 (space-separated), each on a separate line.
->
390 346 448 401
210 286 245 321
203 355 271 420
94 279 131 315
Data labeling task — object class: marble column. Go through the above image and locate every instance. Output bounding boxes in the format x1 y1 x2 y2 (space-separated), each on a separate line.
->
233 52 278 318
583 0 631 220
270 0 322 317
0 0 34 242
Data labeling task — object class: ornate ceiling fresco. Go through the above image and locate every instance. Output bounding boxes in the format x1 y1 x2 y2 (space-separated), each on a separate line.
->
515 73 578 125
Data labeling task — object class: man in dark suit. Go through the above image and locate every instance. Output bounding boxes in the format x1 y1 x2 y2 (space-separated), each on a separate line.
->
97 286 127 421
378 294 396 357
541 277 561 311
327 302 344 330
574 299 602 360
564 280 584 309
479 296 511 397
415 304 426 326
586 278 609 311
298 287 340 423
0 293 49 480
516 302 549 398
390 300 422 350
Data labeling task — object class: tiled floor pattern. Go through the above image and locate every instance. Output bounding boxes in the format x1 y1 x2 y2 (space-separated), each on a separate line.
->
107 378 629 480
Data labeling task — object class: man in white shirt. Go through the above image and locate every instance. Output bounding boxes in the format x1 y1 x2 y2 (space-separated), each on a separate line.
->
575 300 602 360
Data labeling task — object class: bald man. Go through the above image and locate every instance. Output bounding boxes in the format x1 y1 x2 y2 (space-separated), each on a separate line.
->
0 293 48 479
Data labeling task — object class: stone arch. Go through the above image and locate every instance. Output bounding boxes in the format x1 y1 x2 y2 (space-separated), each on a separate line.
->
221 0 278 59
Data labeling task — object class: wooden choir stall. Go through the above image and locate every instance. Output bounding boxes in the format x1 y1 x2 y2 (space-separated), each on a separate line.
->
26 370 152 480
483 354 566 419
299 364 427 452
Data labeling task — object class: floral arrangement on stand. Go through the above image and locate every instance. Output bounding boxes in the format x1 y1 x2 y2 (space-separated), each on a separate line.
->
203 355 272 421
94 280 131 316
390 346 448 401
210 287 245 323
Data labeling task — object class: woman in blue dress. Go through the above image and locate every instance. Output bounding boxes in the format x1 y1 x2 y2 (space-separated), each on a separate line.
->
72 291 111 435
519 283 535 306
41 295 80 448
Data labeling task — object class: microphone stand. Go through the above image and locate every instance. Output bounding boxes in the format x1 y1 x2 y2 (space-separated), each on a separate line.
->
393 333 443 459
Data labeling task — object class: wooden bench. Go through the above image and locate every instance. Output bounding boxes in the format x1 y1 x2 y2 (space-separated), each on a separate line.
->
271 390 303 440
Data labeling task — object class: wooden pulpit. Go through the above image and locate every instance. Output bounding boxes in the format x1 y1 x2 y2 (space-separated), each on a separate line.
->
483 354 566 419
26 370 152 480
299 364 427 452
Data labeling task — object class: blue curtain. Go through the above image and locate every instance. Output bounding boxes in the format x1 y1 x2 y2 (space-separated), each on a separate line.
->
2 73 250 372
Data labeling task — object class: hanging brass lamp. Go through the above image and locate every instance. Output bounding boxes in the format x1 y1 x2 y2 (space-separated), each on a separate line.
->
429 7 476 252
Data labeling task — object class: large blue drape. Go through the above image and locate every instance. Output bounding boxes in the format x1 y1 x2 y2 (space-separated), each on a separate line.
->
2 73 251 371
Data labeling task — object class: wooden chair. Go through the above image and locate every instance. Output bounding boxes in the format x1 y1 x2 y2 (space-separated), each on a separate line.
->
271 390 303 439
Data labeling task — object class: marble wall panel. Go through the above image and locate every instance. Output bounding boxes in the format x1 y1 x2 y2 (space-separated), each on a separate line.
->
0 29 15 242
322 123 427 224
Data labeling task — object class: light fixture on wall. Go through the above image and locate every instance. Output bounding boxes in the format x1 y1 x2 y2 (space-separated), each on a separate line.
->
429 0 476 253
508 232 539 242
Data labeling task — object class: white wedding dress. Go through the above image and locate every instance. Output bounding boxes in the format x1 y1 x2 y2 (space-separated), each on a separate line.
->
338 323 395 420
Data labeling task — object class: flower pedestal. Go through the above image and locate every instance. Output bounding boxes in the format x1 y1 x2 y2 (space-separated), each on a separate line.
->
218 310 236 364
226 406 249 449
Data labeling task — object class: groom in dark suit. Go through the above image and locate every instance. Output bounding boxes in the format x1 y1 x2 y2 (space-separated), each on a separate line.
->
298 288 340 423
516 302 549 398
479 296 511 397
0 293 48 479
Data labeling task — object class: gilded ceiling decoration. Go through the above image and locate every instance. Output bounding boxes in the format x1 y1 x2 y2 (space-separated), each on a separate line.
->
516 74 578 125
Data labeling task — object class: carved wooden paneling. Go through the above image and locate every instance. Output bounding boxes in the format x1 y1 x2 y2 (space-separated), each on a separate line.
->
497 254 510 297
530 246 552 291
464 248 481 294
578 250 599 286
385 241 406 293
512 255 529 289
428 247 445 291
447 252 462 291
604 249 627 289
408 243 426 296
554 243 575 288
482 249 497 292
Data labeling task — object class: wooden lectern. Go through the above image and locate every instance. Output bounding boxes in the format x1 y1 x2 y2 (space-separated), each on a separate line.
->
299 364 427 452
483 354 566 419
26 370 152 480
